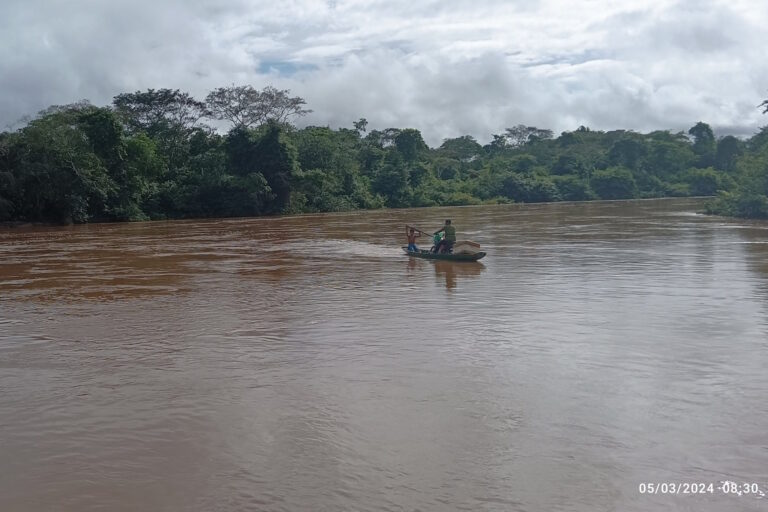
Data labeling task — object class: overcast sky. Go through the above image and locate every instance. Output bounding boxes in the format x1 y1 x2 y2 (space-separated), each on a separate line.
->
2 0 767 145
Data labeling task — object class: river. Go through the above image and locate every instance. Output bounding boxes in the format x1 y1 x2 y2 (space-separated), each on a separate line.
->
1 198 767 511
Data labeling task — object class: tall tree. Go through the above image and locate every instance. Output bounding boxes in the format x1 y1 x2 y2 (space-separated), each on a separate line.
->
353 118 368 135
505 125 554 147
486 133 509 154
205 85 311 129
394 128 427 163
714 135 743 172
78 107 124 165
113 89 208 174
439 135 482 161
112 89 207 135
254 121 299 212
225 122 298 213
0 133 16 220
591 167 637 200
11 105 115 223
608 137 646 170
688 121 716 167
372 150 409 206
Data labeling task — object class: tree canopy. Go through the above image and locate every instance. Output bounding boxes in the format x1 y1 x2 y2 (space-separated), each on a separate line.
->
205 85 311 129
705 101 768 218
2 85 767 224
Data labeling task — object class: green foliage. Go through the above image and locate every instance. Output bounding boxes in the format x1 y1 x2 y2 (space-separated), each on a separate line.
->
353 118 368 135
438 136 482 161
8 105 116 223
291 171 339 212
0 133 18 220
252 121 299 212
4 86 768 222
107 134 162 220
644 140 695 176
591 167 637 200
394 128 427 163
557 131 583 147
715 135 743 172
732 193 768 218
372 150 410 207
113 88 206 136
222 121 298 213
293 127 365 194
0 171 15 220
290 125 378 211
553 175 595 201
505 125 554 147
224 126 258 177
78 107 124 164
632 173 680 198
470 168 506 200
552 154 588 176
608 137 646 170
684 167 731 196
194 172 273 218
294 126 338 171
508 154 538 174
501 173 560 203
707 191 768 219
432 157 460 180
442 192 482 206
688 122 716 167
205 85 310 129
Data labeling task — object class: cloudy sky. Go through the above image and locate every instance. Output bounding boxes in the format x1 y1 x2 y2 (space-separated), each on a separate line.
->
2 0 767 145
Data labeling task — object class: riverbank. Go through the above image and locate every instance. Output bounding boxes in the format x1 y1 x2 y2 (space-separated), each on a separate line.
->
1 195 724 230
0 221 56 229
703 191 768 219
3 100 758 227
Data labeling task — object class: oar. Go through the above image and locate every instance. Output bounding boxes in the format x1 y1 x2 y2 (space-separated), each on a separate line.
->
406 224 433 236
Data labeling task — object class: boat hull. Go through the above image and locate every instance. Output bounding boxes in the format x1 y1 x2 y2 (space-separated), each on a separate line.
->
402 247 486 261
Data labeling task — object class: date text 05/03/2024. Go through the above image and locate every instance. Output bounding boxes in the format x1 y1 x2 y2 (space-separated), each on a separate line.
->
638 481 766 497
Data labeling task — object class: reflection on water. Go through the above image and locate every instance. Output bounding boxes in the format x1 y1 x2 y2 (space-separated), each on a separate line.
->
1 198 768 512
405 258 486 291
434 260 485 290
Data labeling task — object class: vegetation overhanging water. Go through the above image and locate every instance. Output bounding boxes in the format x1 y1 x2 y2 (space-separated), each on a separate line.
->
1 85 767 225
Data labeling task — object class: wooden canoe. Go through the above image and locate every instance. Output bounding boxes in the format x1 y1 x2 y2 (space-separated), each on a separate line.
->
402 247 486 261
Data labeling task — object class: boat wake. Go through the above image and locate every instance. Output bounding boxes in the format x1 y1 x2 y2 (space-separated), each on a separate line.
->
267 239 403 259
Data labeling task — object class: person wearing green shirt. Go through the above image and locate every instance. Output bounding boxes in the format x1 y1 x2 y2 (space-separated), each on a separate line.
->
431 232 442 252
433 219 456 254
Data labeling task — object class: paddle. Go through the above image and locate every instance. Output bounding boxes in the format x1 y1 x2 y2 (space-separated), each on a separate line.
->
405 224 433 237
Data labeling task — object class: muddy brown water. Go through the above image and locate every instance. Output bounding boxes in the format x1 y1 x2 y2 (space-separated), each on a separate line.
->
1 198 767 511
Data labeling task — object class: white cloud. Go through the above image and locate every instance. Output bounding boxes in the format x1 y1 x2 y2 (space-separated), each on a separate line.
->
1 0 766 143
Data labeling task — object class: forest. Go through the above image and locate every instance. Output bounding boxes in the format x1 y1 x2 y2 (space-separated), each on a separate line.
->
1 85 767 224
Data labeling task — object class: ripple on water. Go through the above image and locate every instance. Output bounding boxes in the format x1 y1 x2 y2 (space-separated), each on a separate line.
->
1 198 768 512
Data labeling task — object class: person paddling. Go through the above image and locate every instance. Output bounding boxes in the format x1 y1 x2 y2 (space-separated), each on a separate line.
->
433 219 456 254
406 226 420 252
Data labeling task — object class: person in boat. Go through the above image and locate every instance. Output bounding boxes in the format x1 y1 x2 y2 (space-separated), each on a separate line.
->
431 232 443 253
433 219 456 254
406 227 420 252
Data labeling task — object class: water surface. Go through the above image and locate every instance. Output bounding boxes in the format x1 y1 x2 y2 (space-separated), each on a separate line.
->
1 198 767 511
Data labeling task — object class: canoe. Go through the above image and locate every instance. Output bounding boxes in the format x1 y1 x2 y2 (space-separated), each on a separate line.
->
402 247 486 261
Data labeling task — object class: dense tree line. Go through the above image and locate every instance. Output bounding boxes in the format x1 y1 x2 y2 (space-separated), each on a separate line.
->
704 98 768 218
1 85 767 224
